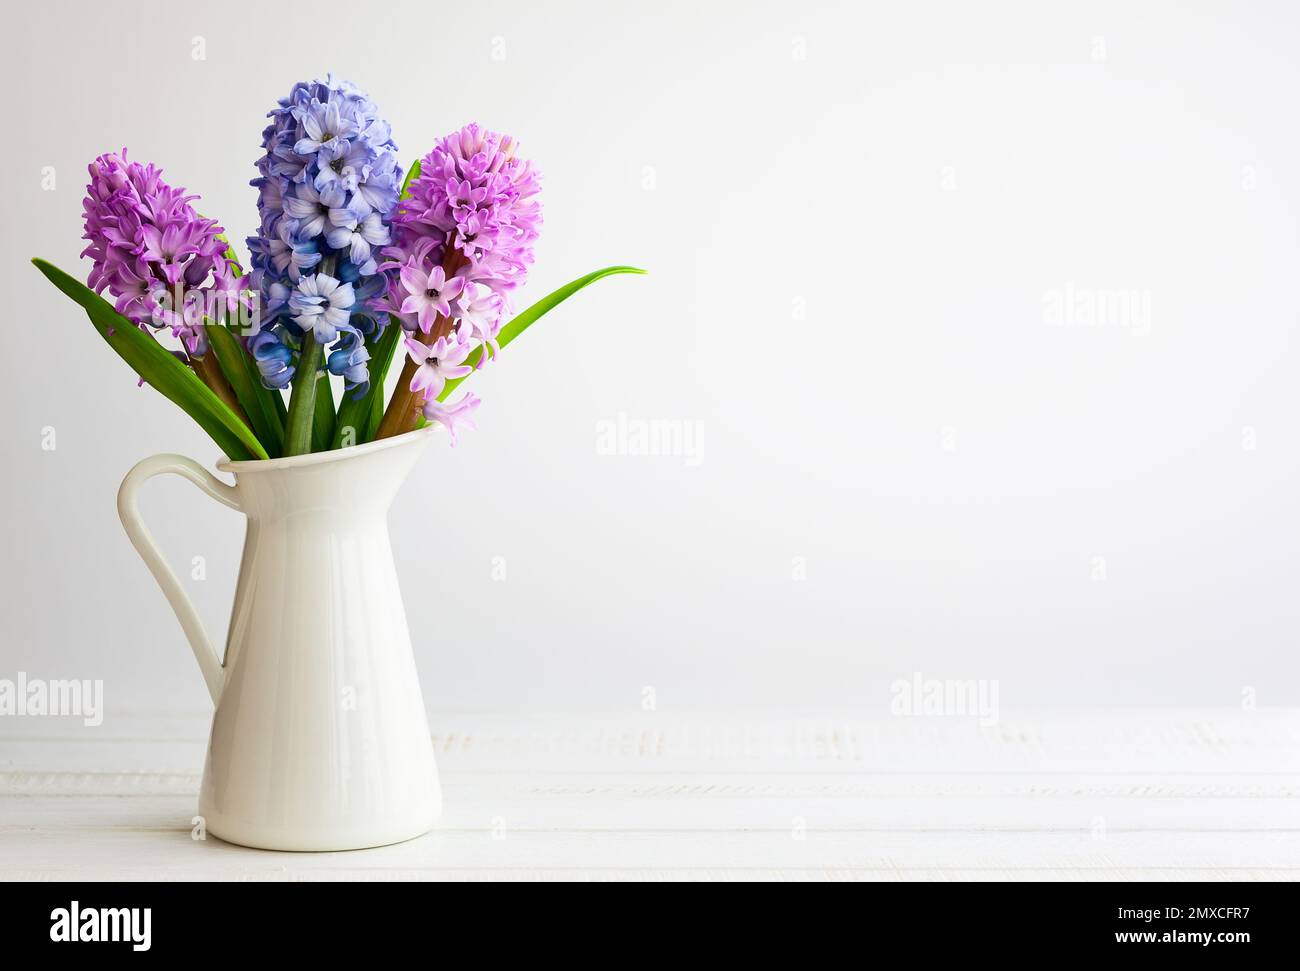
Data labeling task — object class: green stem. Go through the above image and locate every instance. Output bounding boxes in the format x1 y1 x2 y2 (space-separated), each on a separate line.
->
282 256 337 457
283 335 322 456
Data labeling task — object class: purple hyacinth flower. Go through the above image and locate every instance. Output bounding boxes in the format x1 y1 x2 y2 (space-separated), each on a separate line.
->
81 149 243 361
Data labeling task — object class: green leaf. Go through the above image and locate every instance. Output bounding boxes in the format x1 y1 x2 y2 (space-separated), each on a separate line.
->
438 265 647 402
272 379 288 422
370 384 390 437
365 322 405 441
311 373 336 453
202 234 286 451
400 159 421 195
32 258 268 461
206 323 284 458
214 232 242 270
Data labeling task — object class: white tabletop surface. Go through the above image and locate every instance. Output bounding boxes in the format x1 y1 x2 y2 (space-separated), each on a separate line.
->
2 709 1298 881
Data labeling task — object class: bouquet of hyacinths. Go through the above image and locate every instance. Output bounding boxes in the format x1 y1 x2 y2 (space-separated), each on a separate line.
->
33 76 643 460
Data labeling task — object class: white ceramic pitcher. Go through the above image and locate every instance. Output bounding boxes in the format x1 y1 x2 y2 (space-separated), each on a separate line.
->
116 426 441 851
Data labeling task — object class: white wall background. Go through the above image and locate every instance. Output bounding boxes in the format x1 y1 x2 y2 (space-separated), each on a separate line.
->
2 0 1298 716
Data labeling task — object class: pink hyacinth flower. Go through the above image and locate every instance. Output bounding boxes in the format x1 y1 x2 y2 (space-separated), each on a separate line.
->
422 392 481 446
404 333 474 399
398 264 466 333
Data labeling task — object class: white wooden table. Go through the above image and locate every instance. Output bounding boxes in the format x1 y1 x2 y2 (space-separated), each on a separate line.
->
2 710 1298 881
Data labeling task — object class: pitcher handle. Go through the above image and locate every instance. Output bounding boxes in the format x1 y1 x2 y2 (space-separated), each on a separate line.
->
117 454 241 705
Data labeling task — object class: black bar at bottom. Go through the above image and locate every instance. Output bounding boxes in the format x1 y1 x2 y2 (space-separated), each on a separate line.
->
0 880 1287 957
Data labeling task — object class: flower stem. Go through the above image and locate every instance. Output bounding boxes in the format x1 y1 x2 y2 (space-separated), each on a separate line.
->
374 355 423 441
282 256 337 457
283 335 322 456
191 353 251 427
